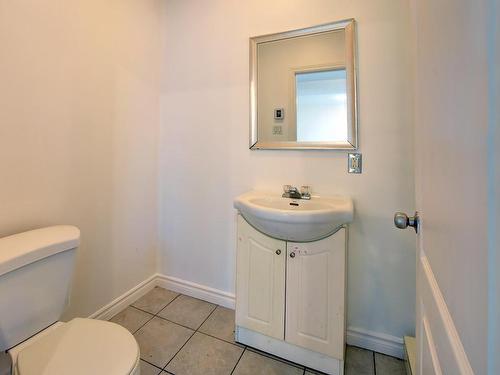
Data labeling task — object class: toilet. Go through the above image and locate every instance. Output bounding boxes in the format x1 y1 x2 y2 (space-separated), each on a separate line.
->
0 226 140 375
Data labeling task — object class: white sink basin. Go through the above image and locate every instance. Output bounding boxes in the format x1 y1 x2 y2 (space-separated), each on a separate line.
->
233 191 353 242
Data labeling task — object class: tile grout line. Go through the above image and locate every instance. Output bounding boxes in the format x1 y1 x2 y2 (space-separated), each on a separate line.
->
140 358 164 372
152 304 217 333
245 346 305 370
130 304 155 316
130 291 186 373
195 329 244 348
130 293 182 335
131 289 318 374
161 327 197 372
123 289 401 375
154 293 182 317
194 304 218 333
230 347 246 375
148 295 304 373
152 305 242 348
131 291 181 318
131 311 155 335
160 302 218 372
131 292 239 373
123 290 308 374
155 315 202 333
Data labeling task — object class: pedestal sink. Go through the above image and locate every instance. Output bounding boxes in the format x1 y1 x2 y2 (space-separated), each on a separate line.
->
233 191 353 242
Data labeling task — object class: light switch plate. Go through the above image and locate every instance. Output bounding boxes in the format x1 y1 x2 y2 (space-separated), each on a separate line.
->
274 108 284 120
348 153 362 173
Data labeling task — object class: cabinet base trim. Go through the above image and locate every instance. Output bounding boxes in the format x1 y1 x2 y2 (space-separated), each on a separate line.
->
235 326 343 375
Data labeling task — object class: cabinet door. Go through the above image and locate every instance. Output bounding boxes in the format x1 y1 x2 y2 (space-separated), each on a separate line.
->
285 228 346 359
236 215 286 340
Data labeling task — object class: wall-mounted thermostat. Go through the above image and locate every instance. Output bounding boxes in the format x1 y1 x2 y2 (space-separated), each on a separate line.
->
274 108 284 120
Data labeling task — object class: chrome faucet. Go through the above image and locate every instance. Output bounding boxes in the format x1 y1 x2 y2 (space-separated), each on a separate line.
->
282 185 312 200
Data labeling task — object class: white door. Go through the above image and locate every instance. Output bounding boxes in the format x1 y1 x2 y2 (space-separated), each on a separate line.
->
235 215 286 340
285 228 346 359
410 0 498 373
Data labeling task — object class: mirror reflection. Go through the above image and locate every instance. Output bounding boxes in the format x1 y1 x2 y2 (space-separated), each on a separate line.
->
295 69 347 142
250 20 357 149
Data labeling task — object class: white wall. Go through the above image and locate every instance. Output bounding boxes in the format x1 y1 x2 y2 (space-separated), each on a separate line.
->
159 0 416 342
0 0 164 318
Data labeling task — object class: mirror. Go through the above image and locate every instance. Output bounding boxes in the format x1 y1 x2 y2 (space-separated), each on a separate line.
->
250 19 357 150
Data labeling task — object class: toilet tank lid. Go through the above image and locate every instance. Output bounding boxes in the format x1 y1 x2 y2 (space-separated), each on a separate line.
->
0 226 80 277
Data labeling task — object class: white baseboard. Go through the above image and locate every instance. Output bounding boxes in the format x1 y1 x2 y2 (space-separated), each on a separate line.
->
156 274 235 309
88 273 403 360
346 326 404 359
88 274 157 320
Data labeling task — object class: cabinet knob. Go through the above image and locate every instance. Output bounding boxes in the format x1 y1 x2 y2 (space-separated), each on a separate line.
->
276 249 281 255
290 252 296 258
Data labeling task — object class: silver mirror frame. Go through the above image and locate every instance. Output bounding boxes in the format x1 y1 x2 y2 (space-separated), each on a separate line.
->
249 19 358 150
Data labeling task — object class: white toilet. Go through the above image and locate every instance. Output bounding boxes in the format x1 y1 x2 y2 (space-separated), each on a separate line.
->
0 226 140 375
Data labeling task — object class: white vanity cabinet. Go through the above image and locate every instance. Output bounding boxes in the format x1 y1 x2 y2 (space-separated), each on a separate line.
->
235 215 347 375
286 231 346 359
235 215 286 340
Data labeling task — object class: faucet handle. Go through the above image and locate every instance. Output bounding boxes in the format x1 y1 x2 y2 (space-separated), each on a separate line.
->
283 185 292 193
300 186 311 197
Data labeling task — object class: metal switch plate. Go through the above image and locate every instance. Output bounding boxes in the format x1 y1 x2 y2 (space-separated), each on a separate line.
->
348 153 362 173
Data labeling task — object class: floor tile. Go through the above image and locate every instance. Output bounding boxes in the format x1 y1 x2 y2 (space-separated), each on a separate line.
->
134 317 194 368
158 294 216 329
109 306 153 334
344 346 374 375
245 348 304 369
140 360 163 375
132 287 179 314
198 306 236 343
233 349 303 375
165 332 243 375
375 353 405 375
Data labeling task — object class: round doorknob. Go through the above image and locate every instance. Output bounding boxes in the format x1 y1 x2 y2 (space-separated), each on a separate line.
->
394 212 409 229
290 252 296 258
276 249 281 255
394 211 419 233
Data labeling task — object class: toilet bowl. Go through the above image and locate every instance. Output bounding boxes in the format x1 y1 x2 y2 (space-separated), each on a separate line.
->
0 226 140 375
9 319 140 375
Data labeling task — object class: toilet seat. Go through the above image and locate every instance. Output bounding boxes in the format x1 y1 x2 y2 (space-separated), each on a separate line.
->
14 318 140 375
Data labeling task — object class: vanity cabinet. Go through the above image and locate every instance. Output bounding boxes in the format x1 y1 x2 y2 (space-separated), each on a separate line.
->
235 215 346 374
286 233 345 359
235 215 286 340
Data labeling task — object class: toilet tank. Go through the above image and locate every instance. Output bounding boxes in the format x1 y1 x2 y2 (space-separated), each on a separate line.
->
0 225 80 351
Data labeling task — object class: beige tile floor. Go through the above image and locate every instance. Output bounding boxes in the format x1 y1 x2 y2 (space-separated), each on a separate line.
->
109 286 406 375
